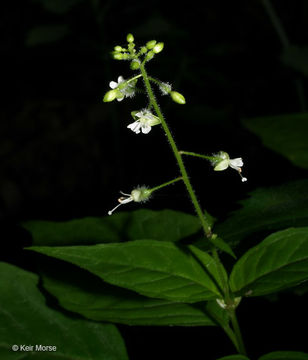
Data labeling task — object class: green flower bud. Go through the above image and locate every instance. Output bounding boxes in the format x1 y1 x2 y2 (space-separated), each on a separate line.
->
145 50 154 61
146 40 157 49
170 91 186 104
112 52 124 60
139 46 148 55
114 45 123 52
126 33 134 43
130 59 140 70
153 42 164 54
103 89 118 102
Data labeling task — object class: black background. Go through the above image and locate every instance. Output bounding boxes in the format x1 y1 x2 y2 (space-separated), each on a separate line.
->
1 0 308 359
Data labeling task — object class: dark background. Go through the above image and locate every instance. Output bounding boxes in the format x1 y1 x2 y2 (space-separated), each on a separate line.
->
1 0 308 359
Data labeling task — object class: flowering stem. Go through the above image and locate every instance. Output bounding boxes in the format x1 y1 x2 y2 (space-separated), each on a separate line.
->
139 63 212 238
139 62 248 354
149 177 183 193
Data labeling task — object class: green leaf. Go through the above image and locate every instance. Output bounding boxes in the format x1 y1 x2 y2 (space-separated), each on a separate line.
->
259 351 308 360
40 264 217 326
0 262 128 360
26 25 70 46
211 236 236 259
281 45 308 77
33 0 83 14
22 209 201 246
216 356 250 360
28 240 226 302
230 227 308 297
215 180 308 246
242 113 308 169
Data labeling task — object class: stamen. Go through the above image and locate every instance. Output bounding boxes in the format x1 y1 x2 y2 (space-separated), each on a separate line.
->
108 193 134 215
108 202 123 216
238 172 247 182
120 191 131 196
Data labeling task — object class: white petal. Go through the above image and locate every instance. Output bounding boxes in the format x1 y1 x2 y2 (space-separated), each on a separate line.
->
109 81 118 89
117 76 124 83
127 121 141 134
116 95 124 102
141 125 152 134
230 158 243 168
135 111 143 118
119 196 133 204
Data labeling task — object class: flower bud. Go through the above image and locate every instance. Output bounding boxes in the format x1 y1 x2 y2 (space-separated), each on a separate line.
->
145 50 154 61
114 45 123 52
130 59 140 70
153 42 164 54
170 91 186 104
139 46 148 55
146 40 157 49
103 89 118 102
126 33 134 43
112 52 124 60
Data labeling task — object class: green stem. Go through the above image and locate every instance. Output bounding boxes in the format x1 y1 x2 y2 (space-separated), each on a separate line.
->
149 177 183 193
139 63 212 238
229 309 247 356
179 150 218 162
139 62 246 355
126 74 142 84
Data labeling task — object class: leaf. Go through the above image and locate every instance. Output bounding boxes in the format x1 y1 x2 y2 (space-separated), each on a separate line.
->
26 25 70 46
210 236 236 259
229 227 308 297
242 113 308 169
28 240 226 303
22 209 202 246
281 45 308 77
40 264 217 326
216 356 250 360
259 351 308 360
215 180 308 246
0 262 128 360
33 0 83 14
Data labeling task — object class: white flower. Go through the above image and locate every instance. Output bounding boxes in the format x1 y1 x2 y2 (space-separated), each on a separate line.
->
109 76 136 101
127 109 161 134
212 151 247 182
108 186 151 215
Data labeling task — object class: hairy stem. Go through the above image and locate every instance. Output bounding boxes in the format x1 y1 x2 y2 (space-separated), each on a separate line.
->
139 63 212 238
139 61 246 355
179 150 218 161
150 176 183 193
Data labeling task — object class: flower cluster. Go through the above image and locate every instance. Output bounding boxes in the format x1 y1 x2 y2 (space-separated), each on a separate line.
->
104 34 247 216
